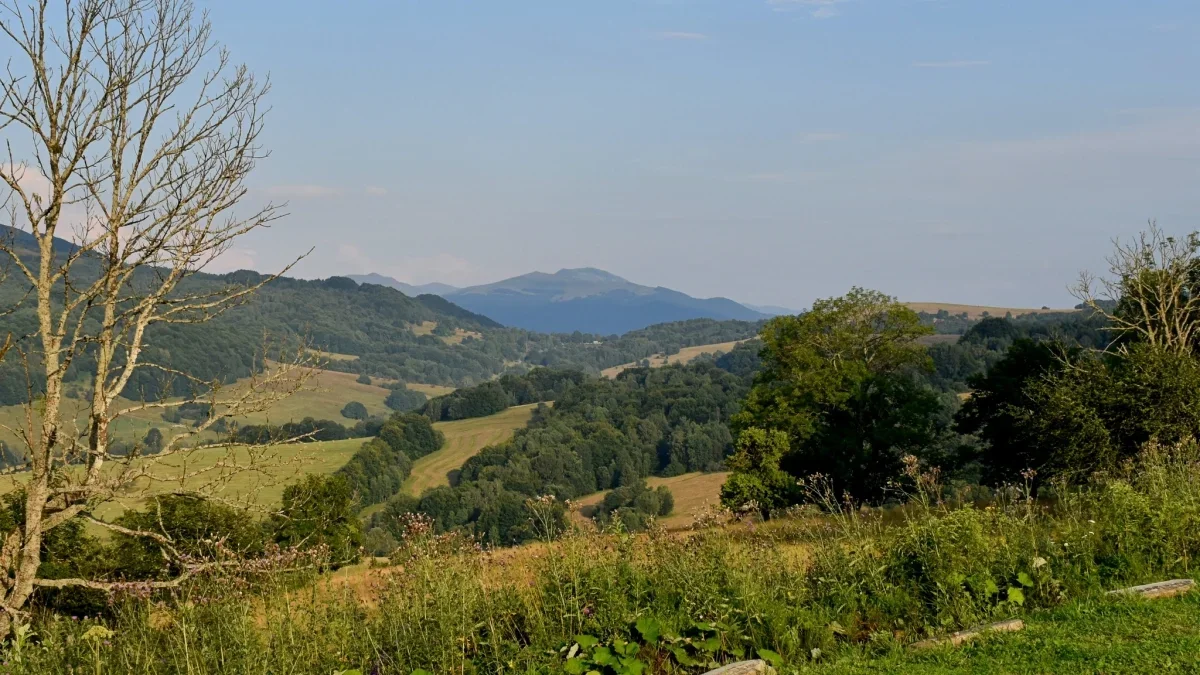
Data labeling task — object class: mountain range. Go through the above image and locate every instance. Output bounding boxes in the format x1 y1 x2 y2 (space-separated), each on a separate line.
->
349 268 775 334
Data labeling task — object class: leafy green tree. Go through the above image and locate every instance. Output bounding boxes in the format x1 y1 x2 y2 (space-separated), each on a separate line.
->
720 427 794 519
956 339 1069 484
733 288 945 503
142 427 164 454
112 496 266 580
1018 344 1200 481
384 386 427 412
356 374 372 385
593 480 674 531
271 475 364 568
341 401 369 420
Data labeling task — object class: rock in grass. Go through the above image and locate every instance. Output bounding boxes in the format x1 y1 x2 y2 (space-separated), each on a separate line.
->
1107 579 1196 600
703 660 777 675
910 618 1025 650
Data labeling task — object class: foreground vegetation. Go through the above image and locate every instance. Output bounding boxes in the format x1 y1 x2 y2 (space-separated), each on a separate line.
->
4 446 1199 673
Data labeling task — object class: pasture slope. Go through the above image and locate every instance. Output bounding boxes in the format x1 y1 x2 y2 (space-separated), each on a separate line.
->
403 404 539 496
2 403 537 523
572 471 730 530
601 340 747 378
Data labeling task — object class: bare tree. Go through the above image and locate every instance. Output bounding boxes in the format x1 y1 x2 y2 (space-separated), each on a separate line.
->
1073 222 1200 356
0 0 315 633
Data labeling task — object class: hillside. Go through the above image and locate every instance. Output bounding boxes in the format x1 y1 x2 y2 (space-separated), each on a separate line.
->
345 273 458 297
402 404 538 496
572 471 730 530
0 226 763 411
436 267 767 334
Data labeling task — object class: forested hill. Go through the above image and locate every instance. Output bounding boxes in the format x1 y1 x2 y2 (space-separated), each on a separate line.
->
0 226 764 405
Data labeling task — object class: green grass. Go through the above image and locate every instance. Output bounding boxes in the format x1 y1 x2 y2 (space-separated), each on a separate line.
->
402 404 538 496
0 436 366 522
814 590 1200 673
9 448 1200 672
0 367 393 450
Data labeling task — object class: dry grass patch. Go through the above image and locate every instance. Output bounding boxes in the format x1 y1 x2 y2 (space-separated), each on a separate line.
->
406 382 457 397
905 302 1076 319
602 340 748 378
572 471 730 530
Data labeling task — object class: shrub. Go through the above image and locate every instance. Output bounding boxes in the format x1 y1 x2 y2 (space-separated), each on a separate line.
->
340 401 368 420
384 385 427 412
592 480 674 531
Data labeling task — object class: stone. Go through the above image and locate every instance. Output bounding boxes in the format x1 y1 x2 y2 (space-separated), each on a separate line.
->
702 660 777 675
910 618 1025 650
1107 578 1196 600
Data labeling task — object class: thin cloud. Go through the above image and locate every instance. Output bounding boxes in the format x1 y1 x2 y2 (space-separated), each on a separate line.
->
912 60 991 69
260 185 345 199
654 31 708 40
767 0 848 19
365 186 388 196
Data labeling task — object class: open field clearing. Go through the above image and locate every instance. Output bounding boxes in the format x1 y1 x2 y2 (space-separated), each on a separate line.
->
237 367 393 424
0 394 529 523
905 302 1077 319
572 471 730 529
403 404 539 496
405 382 457 397
0 437 365 522
601 340 747 378
0 366 436 449
305 348 359 362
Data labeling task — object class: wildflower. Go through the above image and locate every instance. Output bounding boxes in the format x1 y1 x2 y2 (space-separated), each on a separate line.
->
82 625 115 642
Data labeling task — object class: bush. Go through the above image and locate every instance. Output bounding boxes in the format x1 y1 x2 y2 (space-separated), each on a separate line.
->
340 401 368 420
384 386 427 412
592 480 674 531
356 373 372 385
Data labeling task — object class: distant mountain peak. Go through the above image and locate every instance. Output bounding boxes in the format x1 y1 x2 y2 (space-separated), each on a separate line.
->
346 273 459 297
552 267 629 283
440 266 767 334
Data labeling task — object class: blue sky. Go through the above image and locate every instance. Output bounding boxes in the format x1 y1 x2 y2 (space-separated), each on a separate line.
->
204 0 1200 309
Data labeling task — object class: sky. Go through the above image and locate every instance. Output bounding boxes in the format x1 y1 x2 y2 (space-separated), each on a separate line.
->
197 0 1200 309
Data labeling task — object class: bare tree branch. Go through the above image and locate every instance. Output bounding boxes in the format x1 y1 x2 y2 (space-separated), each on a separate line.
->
0 0 307 635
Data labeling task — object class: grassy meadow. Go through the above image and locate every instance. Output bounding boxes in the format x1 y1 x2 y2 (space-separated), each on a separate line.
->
402 403 538 496
0 365 401 450
1 400 535 525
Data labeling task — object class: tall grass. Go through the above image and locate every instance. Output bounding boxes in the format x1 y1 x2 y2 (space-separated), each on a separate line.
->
6 444 1200 673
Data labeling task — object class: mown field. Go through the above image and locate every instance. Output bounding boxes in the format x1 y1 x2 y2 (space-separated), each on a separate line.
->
402 403 538 496
572 471 729 529
601 340 747 378
0 403 537 524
